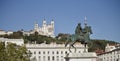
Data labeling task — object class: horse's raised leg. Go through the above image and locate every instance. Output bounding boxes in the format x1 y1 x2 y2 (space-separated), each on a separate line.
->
65 41 69 47
71 41 77 53
72 45 76 53
83 43 87 52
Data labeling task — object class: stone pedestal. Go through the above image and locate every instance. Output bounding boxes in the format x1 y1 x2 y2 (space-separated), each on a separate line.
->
65 52 98 61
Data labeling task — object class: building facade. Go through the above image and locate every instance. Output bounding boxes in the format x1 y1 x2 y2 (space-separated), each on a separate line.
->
105 43 117 52
0 30 13 35
26 42 87 61
98 44 120 61
98 48 120 61
0 38 24 46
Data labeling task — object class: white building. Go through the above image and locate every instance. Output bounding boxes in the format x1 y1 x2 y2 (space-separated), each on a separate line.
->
98 48 120 61
0 30 6 35
0 38 24 46
26 42 87 61
105 43 117 52
23 19 55 38
0 30 13 35
98 44 120 61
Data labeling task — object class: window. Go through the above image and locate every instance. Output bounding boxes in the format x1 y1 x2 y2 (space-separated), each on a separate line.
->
61 56 63 59
48 51 49 54
57 51 59 54
48 56 50 61
34 51 36 54
52 56 54 60
43 51 45 54
61 51 63 54
39 56 41 61
39 51 41 54
61 56 63 61
65 51 67 54
52 51 54 54
43 56 45 61
57 56 59 61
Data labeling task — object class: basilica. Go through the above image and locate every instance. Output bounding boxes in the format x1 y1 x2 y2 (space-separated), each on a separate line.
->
22 19 55 38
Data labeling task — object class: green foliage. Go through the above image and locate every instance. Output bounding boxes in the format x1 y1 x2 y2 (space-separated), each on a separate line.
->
0 42 7 61
0 31 23 39
0 42 31 61
24 32 57 44
88 39 118 52
56 33 70 42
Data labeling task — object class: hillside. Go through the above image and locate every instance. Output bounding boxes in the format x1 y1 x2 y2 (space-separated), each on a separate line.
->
88 39 118 52
0 32 119 52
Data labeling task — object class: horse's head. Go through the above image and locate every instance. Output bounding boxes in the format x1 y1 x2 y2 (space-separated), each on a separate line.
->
83 26 92 34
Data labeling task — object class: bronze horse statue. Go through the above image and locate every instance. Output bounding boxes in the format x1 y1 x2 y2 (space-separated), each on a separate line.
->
65 23 92 53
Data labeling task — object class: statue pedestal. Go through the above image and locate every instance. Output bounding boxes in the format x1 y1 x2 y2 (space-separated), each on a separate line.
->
65 52 98 61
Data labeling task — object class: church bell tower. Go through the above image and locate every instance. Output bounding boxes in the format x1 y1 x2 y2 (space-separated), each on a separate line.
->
34 21 39 31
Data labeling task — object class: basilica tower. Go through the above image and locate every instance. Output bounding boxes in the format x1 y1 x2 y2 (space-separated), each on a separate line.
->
42 19 47 27
34 22 39 31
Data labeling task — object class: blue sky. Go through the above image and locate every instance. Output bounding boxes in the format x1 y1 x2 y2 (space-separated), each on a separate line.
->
0 0 120 42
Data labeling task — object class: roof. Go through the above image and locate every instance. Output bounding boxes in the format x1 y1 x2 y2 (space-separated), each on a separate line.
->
0 29 4 31
98 47 120 56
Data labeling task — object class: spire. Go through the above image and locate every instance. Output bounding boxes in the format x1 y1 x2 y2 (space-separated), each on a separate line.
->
51 19 54 23
43 18 46 21
34 21 39 30
51 19 54 28
43 18 47 27
34 21 37 25
43 18 46 23
84 16 87 26
52 19 54 21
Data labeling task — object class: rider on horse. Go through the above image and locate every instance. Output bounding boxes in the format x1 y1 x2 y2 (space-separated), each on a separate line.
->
75 23 83 36
65 22 92 53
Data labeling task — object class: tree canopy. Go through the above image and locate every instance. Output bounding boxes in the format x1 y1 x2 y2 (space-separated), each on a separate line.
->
88 39 118 52
0 42 31 61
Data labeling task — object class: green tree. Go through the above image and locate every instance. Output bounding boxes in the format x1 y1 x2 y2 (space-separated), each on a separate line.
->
88 39 119 52
0 42 31 61
56 33 70 43
0 42 7 61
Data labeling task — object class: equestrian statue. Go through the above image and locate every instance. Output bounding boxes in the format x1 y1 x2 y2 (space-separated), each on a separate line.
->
65 21 92 53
